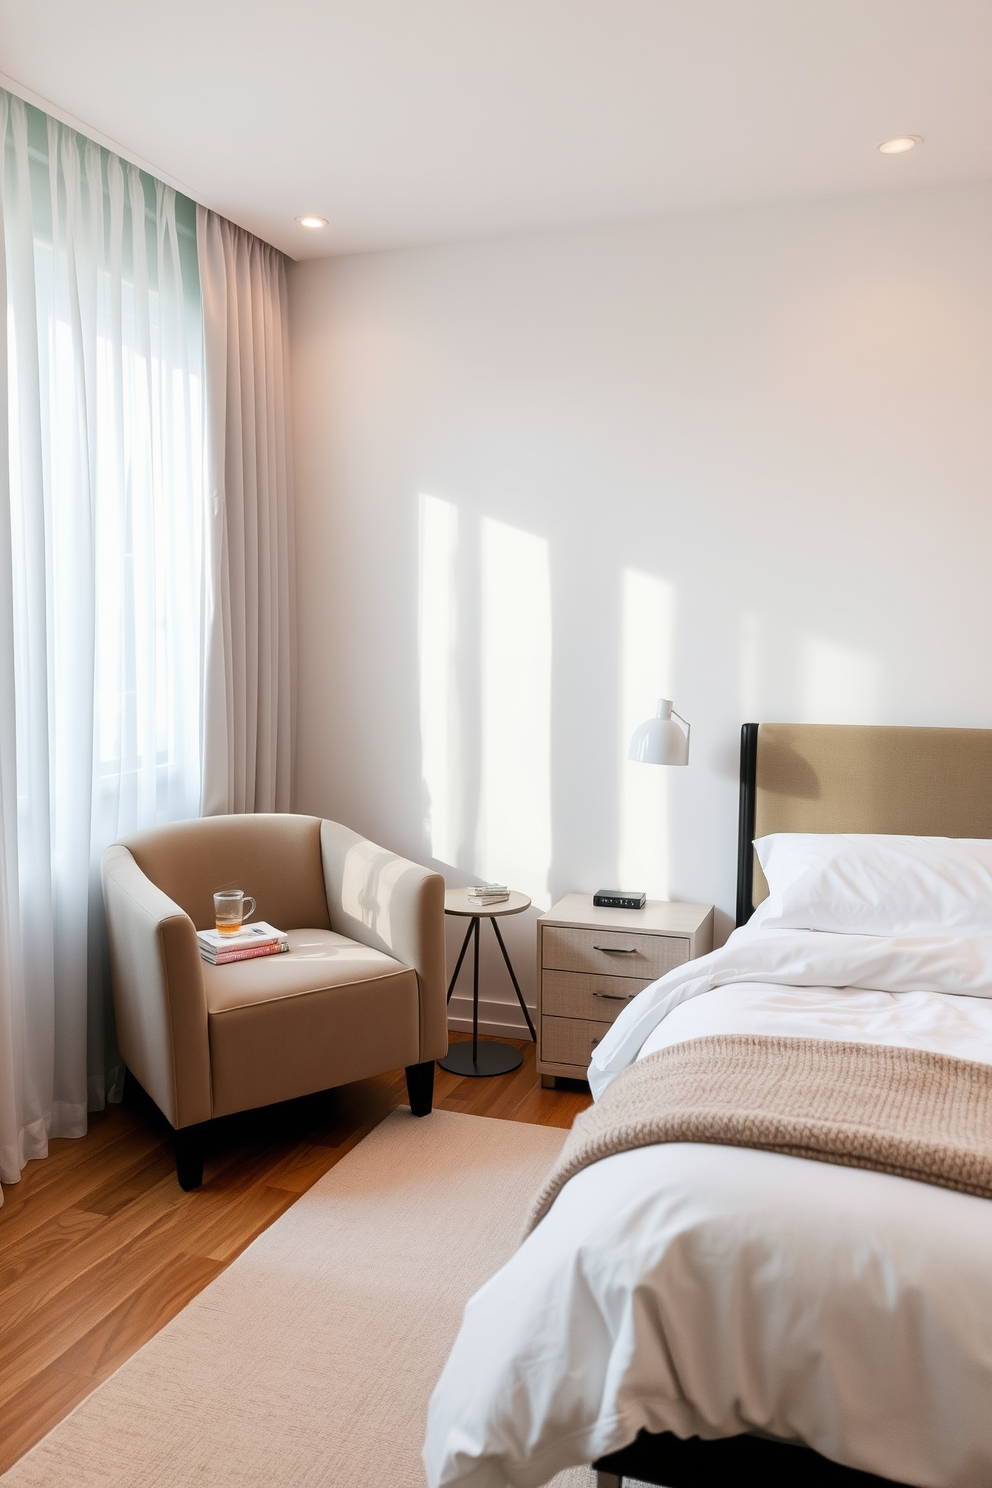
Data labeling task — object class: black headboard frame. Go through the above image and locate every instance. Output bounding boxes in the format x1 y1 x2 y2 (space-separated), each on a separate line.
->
736 722 759 927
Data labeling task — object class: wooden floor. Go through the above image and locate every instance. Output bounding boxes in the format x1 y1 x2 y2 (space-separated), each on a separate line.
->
0 1034 591 1473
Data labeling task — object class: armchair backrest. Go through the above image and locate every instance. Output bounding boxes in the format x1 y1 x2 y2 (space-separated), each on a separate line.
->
121 814 332 933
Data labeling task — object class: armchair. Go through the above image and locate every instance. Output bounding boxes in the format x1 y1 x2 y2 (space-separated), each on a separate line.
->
102 814 447 1189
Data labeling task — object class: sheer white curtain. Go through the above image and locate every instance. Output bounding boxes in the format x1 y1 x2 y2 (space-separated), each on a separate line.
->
0 92 204 1198
197 208 293 816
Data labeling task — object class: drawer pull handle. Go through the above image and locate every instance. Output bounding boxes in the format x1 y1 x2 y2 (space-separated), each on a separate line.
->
593 945 638 954
592 990 634 1001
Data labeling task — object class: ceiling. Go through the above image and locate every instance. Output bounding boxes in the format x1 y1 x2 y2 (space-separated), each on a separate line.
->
1 0 990 260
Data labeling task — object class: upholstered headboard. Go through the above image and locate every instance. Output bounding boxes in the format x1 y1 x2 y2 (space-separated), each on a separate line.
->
736 723 992 925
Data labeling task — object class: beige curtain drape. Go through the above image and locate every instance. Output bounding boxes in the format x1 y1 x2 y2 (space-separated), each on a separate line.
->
197 208 294 816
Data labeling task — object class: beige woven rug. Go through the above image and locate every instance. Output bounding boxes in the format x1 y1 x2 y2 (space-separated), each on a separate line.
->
3 1108 599 1488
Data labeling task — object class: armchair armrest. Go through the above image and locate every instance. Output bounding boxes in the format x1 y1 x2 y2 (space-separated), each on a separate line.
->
319 821 447 1062
102 844 211 1129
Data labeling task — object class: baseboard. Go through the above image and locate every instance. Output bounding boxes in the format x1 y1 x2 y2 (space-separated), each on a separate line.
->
446 994 535 1041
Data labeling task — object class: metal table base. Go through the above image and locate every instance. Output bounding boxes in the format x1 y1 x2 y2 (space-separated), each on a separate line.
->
439 912 536 1078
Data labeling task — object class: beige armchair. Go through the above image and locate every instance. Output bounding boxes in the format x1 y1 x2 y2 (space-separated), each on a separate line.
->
102 813 447 1189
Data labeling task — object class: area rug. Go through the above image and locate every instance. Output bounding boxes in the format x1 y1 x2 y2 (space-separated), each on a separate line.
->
2 1108 599 1488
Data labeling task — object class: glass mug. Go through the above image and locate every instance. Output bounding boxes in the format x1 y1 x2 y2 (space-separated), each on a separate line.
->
214 889 256 936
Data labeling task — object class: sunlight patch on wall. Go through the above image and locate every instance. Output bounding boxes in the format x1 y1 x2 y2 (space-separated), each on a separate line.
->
619 569 674 899
476 517 552 909
418 494 460 865
800 637 880 723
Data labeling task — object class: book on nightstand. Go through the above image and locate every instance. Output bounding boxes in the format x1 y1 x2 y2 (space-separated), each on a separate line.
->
468 882 510 905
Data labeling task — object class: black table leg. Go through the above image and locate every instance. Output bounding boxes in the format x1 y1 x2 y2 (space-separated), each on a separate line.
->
471 915 481 1061
491 917 536 1041
446 918 475 1004
439 913 524 1078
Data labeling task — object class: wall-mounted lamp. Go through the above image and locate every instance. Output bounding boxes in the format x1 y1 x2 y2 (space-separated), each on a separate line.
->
628 698 690 766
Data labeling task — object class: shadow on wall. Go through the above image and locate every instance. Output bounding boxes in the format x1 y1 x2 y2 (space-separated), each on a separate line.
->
419 494 553 909
419 493 693 910
418 490 882 903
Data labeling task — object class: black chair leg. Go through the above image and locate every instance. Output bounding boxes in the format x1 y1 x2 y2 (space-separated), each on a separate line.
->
174 1124 205 1190
405 1060 435 1117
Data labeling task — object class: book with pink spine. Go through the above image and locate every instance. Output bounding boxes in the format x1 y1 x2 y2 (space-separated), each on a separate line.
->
197 921 289 965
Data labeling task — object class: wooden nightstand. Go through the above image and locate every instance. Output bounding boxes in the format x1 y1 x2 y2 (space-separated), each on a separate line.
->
536 894 714 1086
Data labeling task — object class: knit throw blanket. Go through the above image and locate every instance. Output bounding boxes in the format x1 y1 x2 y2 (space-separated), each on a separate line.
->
524 1034 992 1234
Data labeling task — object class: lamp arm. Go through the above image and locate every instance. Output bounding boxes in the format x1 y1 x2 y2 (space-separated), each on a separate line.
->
672 709 690 747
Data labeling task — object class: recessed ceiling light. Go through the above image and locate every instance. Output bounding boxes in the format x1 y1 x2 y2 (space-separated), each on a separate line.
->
877 136 923 155
296 215 328 229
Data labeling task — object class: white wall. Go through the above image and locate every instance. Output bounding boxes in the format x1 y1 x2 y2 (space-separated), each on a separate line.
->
288 182 992 1033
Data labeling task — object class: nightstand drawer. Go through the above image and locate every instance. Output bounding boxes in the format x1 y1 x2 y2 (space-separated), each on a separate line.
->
542 970 650 1024
542 925 689 980
541 1014 611 1069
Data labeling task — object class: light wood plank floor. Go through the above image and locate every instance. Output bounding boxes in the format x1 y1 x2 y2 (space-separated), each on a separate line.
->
0 1034 591 1473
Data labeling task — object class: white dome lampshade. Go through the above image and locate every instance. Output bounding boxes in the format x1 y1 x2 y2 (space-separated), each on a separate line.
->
628 699 690 765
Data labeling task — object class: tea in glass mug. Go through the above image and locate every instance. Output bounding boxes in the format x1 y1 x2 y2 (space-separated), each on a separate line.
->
214 889 256 936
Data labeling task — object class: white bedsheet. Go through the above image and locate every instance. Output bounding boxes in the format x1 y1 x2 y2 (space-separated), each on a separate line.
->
589 925 992 1099
637 981 992 1066
423 928 992 1488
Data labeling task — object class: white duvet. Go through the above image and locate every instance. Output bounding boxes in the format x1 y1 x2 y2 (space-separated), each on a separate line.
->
423 926 992 1488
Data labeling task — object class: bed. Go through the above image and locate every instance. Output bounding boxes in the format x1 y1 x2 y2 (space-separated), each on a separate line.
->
423 723 992 1488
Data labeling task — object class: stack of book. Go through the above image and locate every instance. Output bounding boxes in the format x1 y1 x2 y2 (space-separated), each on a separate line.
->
197 921 289 965
468 883 510 906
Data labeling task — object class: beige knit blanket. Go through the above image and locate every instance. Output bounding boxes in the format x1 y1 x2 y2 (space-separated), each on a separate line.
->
525 1034 992 1234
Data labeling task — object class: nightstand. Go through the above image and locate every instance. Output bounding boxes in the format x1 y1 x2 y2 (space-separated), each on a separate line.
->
536 894 714 1086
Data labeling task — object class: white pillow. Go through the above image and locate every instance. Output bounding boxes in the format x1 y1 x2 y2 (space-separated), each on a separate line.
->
749 833 992 937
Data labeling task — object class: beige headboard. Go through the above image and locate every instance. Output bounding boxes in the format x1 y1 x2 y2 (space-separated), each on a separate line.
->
739 723 992 919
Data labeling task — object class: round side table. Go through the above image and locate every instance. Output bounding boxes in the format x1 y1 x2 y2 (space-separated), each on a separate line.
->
439 888 536 1077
